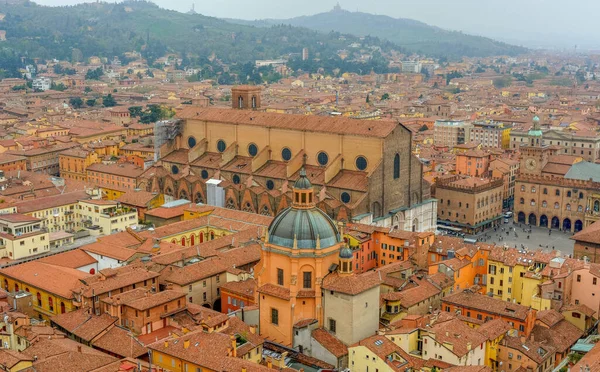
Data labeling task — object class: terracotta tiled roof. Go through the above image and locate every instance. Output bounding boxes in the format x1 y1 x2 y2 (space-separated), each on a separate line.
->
257 283 290 300
0 349 33 368
535 309 564 328
478 318 511 340
177 107 399 138
117 190 158 207
311 328 348 358
0 261 89 299
427 316 487 357
531 320 582 353
87 163 144 178
572 220 600 245
38 249 97 269
322 270 381 295
124 290 185 311
92 325 148 358
443 289 532 321
220 278 256 299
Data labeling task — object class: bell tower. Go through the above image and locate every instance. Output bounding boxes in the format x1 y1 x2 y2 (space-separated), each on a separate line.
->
231 85 262 110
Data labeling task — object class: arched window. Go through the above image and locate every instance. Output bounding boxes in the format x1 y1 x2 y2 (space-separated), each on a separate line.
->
251 96 257 108
595 200 600 212
542 201 547 208
543 188 548 195
567 191 572 197
14 283 19 292
531 187 536 193
578 205 583 212
555 189 560 196
566 204 571 211
554 202 560 209
60 302 66 314
210 231 215 240
530 199 536 206
181 237 186 246
519 198 524 205
48 297 54 312
579 192 584 199
393 154 400 179
238 96 243 108
36 292 41 306
521 185 525 192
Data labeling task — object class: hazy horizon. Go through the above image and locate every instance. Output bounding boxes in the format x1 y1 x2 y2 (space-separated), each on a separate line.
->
28 0 600 50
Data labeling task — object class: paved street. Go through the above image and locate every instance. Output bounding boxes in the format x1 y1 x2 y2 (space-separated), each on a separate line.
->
466 220 575 256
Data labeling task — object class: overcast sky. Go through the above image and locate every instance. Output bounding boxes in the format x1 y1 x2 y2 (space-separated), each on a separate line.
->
33 0 600 49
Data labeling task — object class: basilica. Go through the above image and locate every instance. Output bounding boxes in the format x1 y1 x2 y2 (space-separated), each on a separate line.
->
138 86 437 232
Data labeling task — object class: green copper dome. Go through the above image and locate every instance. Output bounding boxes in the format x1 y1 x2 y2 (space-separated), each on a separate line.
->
528 115 543 137
294 168 312 190
339 247 353 259
268 207 340 249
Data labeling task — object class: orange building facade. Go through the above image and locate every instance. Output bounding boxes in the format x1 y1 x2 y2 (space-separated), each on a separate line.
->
256 170 343 346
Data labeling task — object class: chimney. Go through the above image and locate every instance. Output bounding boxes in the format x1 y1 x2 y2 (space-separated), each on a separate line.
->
183 340 190 349
530 334 534 342
466 342 472 351
249 325 256 334
164 341 168 348
77 345 82 353
267 360 272 369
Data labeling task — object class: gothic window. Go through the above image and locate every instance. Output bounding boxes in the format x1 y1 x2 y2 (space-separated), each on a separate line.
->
238 96 243 108
393 154 400 179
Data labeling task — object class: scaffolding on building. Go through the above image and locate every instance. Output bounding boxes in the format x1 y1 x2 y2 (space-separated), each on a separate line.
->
154 119 182 162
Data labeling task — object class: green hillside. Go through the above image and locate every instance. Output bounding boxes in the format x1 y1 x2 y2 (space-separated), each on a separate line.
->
0 0 400 77
226 8 528 58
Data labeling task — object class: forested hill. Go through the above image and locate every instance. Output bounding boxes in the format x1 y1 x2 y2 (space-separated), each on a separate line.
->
0 0 399 71
225 8 528 58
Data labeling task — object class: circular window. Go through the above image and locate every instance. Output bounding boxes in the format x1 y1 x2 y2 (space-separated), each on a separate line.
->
281 147 292 161
355 156 368 171
171 165 179 175
317 151 329 166
248 143 258 157
232 174 240 184
201 170 209 179
187 136 197 148
266 180 274 190
217 140 227 153
341 192 351 204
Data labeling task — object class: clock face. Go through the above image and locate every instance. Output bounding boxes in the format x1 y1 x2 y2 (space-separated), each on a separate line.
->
525 158 537 170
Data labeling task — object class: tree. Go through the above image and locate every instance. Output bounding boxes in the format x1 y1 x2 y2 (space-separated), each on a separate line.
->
136 72 143 80
85 67 103 80
493 76 512 89
381 93 390 100
86 98 96 107
84 87 92 93
50 82 67 91
128 106 143 117
102 94 116 107
69 97 84 108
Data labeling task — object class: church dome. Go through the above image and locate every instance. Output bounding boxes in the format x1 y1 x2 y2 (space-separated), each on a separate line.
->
339 247 353 259
268 207 340 249
294 168 312 190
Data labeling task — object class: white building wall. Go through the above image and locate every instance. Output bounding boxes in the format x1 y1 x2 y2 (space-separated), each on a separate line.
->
82 251 122 270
